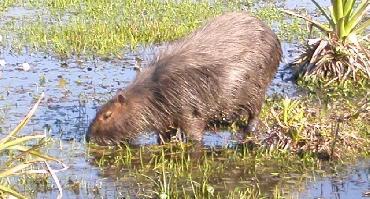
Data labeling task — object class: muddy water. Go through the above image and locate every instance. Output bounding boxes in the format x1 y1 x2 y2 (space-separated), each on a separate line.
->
0 1 369 199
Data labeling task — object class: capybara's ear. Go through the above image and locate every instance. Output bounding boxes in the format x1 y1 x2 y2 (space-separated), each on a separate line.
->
117 94 126 104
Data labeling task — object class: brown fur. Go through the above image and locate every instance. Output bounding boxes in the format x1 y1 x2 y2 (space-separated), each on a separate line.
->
86 12 282 145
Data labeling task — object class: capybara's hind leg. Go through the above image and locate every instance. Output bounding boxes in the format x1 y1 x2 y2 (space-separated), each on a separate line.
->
239 114 260 144
242 103 262 136
245 115 259 133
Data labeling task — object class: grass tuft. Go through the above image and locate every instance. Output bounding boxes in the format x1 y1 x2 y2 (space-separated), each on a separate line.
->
0 93 67 199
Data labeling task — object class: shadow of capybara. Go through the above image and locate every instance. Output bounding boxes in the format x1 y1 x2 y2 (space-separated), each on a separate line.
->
86 12 282 145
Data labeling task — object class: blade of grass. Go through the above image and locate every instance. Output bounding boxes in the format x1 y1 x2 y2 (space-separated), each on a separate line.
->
311 0 336 28
7 145 63 163
1 158 68 176
329 5 337 24
338 17 346 38
343 0 355 18
346 0 369 33
333 0 344 21
352 19 370 35
0 92 44 145
0 184 27 199
0 134 46 151
0 163 32 178
45 161 63 199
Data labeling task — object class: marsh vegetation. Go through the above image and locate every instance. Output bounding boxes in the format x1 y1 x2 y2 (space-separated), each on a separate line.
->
0 0 368 198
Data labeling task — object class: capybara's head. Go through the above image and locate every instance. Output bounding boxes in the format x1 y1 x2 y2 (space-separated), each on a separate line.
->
86 94 135 145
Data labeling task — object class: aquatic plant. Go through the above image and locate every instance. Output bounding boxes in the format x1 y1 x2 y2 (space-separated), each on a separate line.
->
284 0 369 83
0 93 67 199
260 89 369 160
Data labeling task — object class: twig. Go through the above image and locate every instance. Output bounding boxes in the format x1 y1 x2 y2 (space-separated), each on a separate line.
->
281 9 332 33
330 121 340 159
45 161 65 199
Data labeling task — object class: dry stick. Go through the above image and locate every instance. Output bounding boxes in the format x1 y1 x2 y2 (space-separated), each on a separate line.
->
330 120 340 159
281 9 331 33
45 161 63 199
158 134 166 144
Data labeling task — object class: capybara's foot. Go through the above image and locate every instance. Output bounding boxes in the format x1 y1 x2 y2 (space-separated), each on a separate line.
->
242 117 259 134
190 140 204 159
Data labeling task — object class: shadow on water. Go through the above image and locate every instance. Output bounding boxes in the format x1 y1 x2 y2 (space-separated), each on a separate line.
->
0 1 368 198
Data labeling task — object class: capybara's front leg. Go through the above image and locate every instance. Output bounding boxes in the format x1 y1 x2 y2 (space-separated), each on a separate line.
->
180 117 206 158
179 112 206 147
182 118 206 144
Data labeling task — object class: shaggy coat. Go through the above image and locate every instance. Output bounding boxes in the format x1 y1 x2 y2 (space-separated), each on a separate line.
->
87 12 282 145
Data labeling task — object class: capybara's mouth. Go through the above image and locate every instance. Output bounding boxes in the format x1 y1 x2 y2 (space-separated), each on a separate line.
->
88 137 116 146
86 125 124 146
86 133 129 146
86 133 112 146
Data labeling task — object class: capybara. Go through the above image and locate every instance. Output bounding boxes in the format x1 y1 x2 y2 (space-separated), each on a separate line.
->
86 12 282 145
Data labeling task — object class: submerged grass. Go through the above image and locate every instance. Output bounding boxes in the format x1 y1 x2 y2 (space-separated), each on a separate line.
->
88 142 316 198
86 83 369 198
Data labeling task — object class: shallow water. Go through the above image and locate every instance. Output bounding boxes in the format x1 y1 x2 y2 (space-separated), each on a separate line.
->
0 1 369 198
293 160 370 199
284 0 331 10
0 44 299 146
1 42 368 199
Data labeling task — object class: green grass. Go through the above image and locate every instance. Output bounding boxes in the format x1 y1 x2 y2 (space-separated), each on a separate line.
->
0 0 17 12
85 83 369 198
15 0 239 57
88 143 317 198
1 0 305 57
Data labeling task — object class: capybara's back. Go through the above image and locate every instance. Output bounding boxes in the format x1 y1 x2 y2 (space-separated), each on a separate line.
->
87 12 282 145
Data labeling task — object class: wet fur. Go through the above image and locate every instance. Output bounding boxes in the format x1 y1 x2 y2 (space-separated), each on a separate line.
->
87 12 282 145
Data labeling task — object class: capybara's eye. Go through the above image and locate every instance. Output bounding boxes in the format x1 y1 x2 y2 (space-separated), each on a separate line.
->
103 111 112 120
